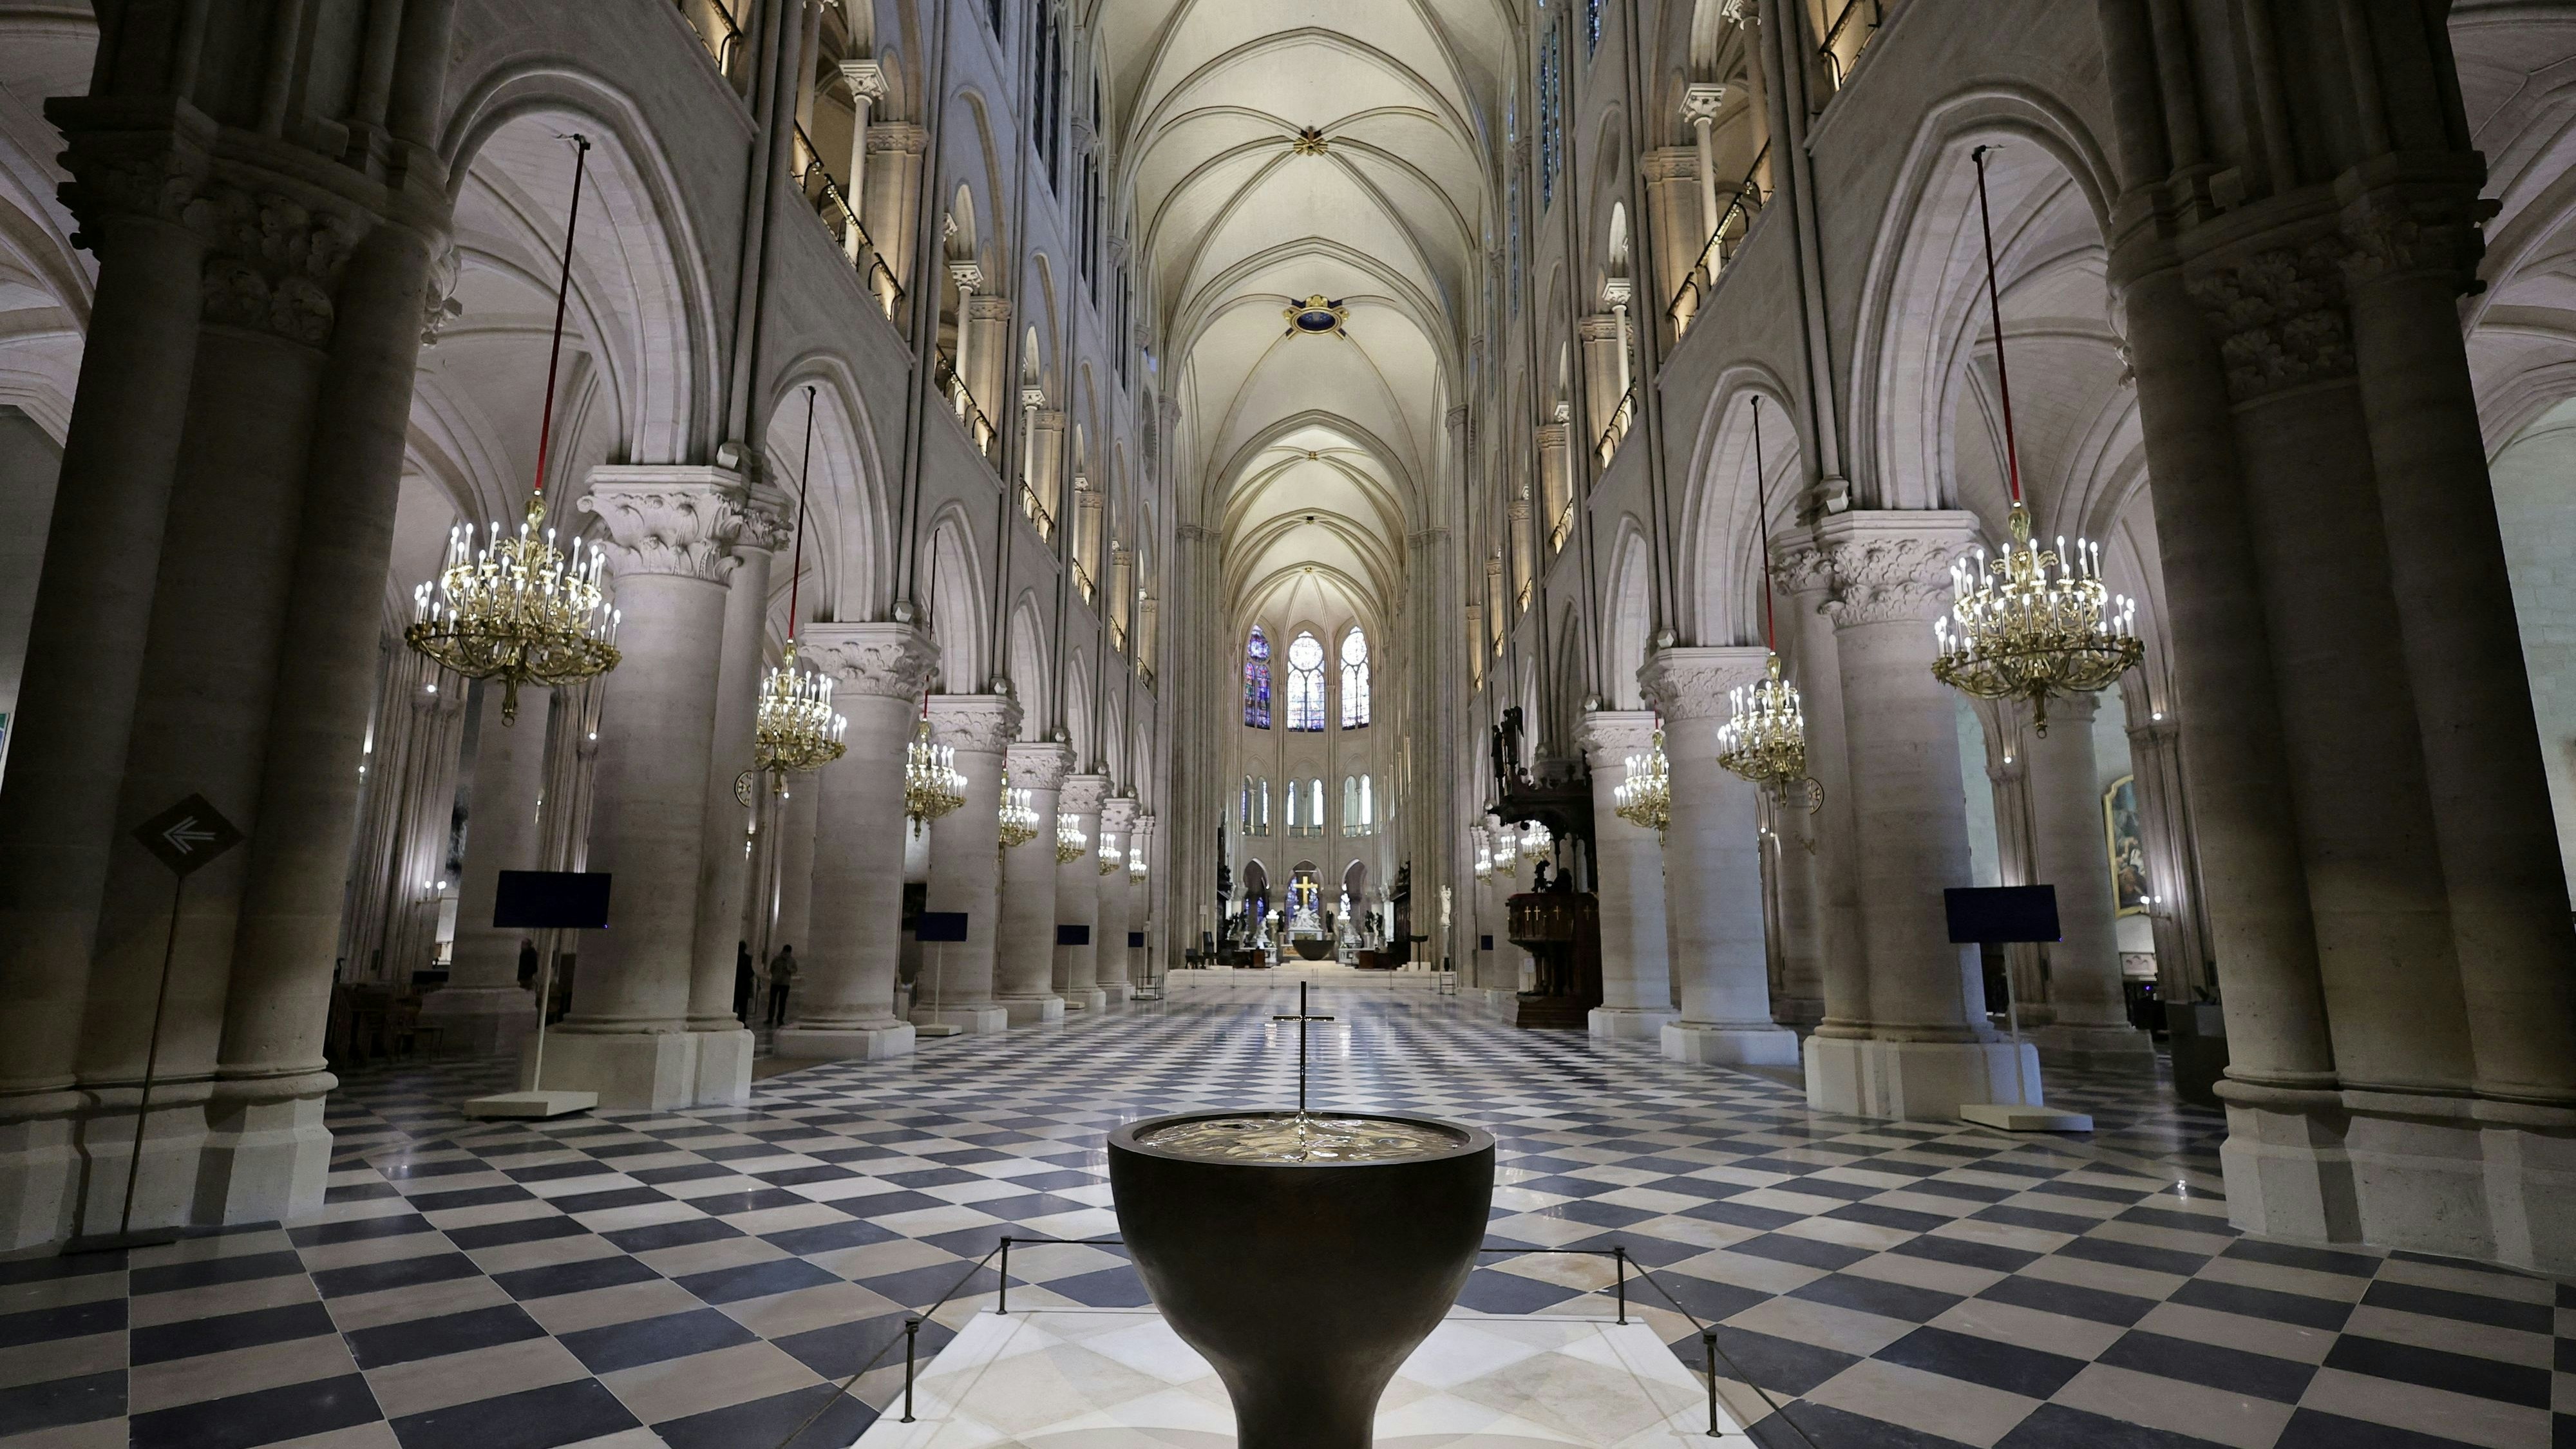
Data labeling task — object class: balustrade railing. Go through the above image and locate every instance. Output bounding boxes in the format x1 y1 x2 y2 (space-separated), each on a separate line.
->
1110 618 1130 654
932 348 1001 467
1073 559 1097 603
791 122 905 320
1666 144 1769 337
1018 480 1056 541
673 0 752 92
1593 386 1636 466
1819 0 1884 90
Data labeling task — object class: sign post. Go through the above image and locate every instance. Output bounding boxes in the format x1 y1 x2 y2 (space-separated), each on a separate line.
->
1946 885 2092 1133
462 871 612 1119
66 795 247 1253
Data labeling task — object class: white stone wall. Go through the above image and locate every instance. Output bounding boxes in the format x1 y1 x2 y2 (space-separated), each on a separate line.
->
2491 403 2576 900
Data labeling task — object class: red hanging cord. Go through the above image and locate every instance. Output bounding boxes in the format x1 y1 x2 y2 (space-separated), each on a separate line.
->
787 385 815 645
530 135 592 502
1971 144 2025 510
1751 395 1776 653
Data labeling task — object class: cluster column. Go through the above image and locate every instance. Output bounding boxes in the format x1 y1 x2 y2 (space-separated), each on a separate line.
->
996 741 1071 1024
913 694 1019 1033
775 623 935 1060
1580 710 1676 1041
1642 647 1800 1065
1800 511 2038 1119
1055 773 1108 1011
538 468 753 1110
431 688 554 1057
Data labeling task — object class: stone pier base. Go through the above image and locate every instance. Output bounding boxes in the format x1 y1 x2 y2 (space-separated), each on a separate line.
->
1804 1036 2043 1121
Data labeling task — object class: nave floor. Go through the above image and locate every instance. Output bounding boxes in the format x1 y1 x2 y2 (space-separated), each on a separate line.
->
0 987 2564 1449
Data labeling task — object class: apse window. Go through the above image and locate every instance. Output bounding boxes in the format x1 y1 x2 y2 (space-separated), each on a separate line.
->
1340 627 1370 728
1342 775 1374 835
1244 627 1272 728
1286 631 1326 731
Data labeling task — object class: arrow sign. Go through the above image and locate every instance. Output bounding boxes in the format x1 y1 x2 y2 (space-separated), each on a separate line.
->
133 794 245 878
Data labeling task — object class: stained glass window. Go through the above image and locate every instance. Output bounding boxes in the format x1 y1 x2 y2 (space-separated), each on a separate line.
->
1243 627 1271 728
1286 631 1325 731
1584 0 1601 56
1340 628 1370 728
1539 28 1562 211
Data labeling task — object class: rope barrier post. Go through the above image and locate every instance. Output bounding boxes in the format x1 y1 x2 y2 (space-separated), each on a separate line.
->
900 1318 919 1422
1703 1330 1721 1437
999 1236 1011 1315
1615 1245 1628 1325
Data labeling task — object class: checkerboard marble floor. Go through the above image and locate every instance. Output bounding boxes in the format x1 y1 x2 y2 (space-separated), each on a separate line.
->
1 985 2564 1449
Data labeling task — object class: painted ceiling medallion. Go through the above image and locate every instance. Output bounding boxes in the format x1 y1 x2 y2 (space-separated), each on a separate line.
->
1284 294 1349 337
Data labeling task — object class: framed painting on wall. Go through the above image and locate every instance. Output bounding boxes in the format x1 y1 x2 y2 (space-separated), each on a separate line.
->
2103 774 2148 916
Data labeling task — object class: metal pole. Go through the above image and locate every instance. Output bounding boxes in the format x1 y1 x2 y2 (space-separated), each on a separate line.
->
999 1236 1011 1314
901 1318 920 1421
1614 1245 1627 1325
114 873 187 1237
1703 1330 1721 1437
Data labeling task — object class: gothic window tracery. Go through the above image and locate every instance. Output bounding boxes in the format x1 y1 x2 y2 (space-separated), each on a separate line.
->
1340 627 1370 728
1286 630 1326 731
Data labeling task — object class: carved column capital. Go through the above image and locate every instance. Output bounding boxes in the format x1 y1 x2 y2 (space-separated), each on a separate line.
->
838 58 888 103
1643 147 1698 184
2340 193 2493 292
579 466 754 583
927 693 1023 753
1101 794 1140 832
1061 772 1110 815
1007 741 1075 791
1810 510 1978 627
1578 709 1661 770
1681 83 1728 126
737 481 795 554
800 621 937 699
2184 240 2354 402
189 182 372 346
1638 645 1772 723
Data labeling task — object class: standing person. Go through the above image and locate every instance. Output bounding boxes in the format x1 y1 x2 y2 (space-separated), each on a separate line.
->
733 941 755 1023
767 944 799 1027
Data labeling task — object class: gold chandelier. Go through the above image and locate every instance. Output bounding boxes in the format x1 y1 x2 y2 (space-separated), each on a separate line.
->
1613 727 1672 834
753 386 846 790
1472 826 1493 880
405 135 619 723
1718 395 1815 798
904 707 965 824
1489 818 1519 873
998 786 1039 849
1718 653 1808 790
1930 145 2142 735
1099 833 1122 876
1055 815 1088 864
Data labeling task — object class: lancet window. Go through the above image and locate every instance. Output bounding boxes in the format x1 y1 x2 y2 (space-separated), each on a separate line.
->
1286 630 1326 731
1340 628 1370 728
1244 627 1271 728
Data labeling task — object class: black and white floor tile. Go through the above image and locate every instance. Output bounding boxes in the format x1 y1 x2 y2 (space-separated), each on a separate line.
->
0 985 2562 1449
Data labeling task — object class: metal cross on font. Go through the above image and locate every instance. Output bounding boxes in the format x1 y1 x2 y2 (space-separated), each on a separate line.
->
1271 980 1336 1118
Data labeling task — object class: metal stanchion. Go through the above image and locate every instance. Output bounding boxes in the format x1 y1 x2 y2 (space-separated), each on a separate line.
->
900 1318 920 1421
1614 1244 1628 1324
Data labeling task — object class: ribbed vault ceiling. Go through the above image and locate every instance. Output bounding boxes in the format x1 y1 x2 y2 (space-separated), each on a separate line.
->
1093 0 1507 630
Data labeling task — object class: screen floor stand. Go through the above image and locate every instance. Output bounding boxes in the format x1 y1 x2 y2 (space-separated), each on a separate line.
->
916 945 963 1037
1956 960 2092 1134
465 944 598 1120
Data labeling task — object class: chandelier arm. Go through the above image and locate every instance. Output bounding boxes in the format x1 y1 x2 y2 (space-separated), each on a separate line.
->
788 384 815 643
531 135 592 503
1751 394 1775 653
1971 143 2025 511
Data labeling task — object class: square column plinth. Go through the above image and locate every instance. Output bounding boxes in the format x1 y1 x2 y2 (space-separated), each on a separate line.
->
1663 1022 1802 1066
772 1021 917 1061
527 1029 749 1111
1589 1005 1677 1041
1805 1036 2042 1121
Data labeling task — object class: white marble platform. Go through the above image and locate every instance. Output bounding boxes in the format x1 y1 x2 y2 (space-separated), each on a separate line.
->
851 1306 1750 1447
1170 964 1457 990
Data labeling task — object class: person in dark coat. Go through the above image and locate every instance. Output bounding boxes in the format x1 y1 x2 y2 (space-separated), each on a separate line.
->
767 945 799 1027
733 942 755 1023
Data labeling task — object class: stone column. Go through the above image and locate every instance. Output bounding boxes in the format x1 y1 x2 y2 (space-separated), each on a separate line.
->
2023 692 2150 1060
1642 647 1799 1065
776 623 933 1059
914 694 1018 1032
1801 511 2038 1119
1054 774 1106 1010
947 261 981 418
1683 84 1726 247
1580 710 1677 1041
1132 813 1161 985
1097 793 1137 998
838 61 886 263
766 774 820 962
966 294 1012 444
540 467 748 1109
997 741 1070 1023
0 139 213 1248
1765 786 1827 1026
1770 542 1864 1037
681 488 786 1102
430 686 553 1056
865 122 925 300
1578 315 1624 451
